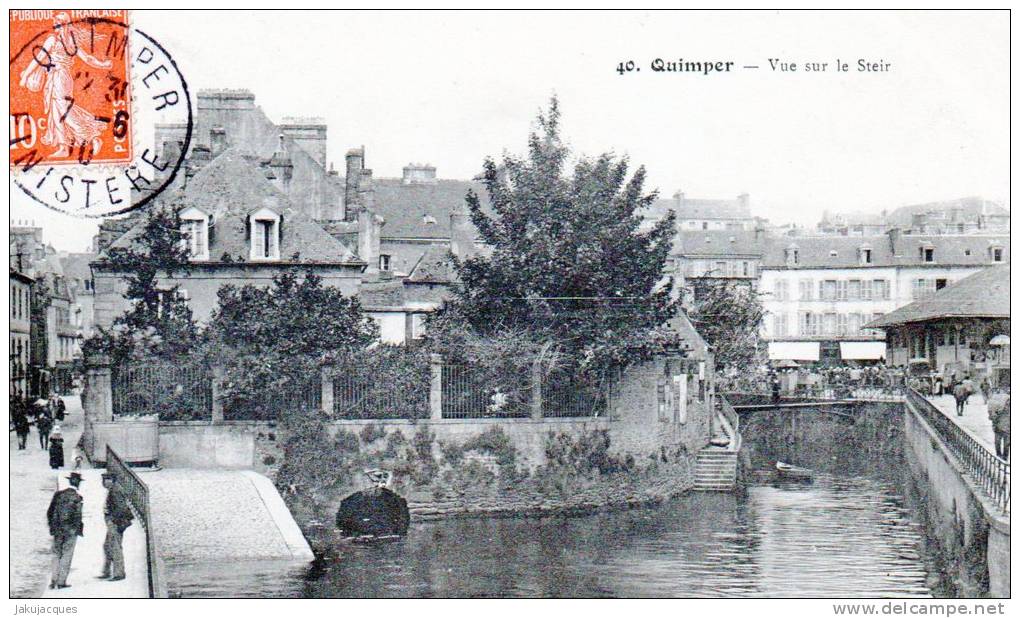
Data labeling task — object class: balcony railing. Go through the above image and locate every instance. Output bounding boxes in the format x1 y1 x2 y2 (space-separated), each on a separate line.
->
905 389 1010 514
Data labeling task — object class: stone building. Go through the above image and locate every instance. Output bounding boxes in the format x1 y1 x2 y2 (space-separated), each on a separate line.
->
9 268 33 398
669 229 769 303
646 190 761 231
759 231 1010 364
867 265 1009 384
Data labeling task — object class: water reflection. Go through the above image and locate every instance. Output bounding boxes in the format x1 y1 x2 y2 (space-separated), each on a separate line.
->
167 472 938 598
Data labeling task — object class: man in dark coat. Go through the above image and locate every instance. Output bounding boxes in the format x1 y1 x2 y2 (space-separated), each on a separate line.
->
46 472 84 589
36 413 53 450
100 472 134 581
988 392 1010 461
13 411 30 450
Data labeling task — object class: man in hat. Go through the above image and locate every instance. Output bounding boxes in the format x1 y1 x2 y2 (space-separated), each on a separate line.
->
46 472 84 589
100 472 134 581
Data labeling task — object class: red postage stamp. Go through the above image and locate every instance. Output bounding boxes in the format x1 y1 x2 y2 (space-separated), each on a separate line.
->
9 9 133 166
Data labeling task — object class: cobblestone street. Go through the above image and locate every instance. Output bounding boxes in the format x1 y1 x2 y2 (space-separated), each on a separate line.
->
9 396 82 598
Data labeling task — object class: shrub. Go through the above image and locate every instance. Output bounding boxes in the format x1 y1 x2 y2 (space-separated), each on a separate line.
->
360 423 387 444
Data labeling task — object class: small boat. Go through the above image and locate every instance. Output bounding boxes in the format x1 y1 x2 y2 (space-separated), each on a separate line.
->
775 461 814 480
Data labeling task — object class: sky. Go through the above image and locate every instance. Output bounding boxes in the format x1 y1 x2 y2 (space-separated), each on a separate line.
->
8 10 1010 253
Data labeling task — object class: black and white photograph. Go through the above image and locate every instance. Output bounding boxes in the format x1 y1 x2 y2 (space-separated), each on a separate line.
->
6 7 1011 610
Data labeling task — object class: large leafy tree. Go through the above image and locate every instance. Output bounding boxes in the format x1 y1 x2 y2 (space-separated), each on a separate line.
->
206 271 379 421
445 98 679 369
85 204 199 362
684 279 765 370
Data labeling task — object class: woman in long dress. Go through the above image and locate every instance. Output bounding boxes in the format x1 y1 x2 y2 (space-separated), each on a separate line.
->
18 12 112 158
49 427 66 469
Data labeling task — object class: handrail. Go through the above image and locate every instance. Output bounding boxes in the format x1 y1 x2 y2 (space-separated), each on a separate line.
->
905 389 1010 514
718 396 742 453
106 446 168 598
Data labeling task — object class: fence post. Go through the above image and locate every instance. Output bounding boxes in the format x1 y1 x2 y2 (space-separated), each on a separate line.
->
321 364 335 416
210 366 224 423
83 353 114 422
430 354 443 420
531 359 543 419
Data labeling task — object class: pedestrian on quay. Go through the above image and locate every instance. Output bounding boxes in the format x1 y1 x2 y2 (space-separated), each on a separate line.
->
988 391 1010 461
46 472 84 589
952 377 974 417
14 410 31 450
49 426 66 469
100 472 134 581
37 412 53 450
55 397 66 422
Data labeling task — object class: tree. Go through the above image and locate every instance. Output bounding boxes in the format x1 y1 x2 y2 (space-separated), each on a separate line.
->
84 204 199 362
206 271 379 421
684 279 765 370
442 97 679 370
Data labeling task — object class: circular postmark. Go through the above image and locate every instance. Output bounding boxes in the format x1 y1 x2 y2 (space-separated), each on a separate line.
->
9 11 192 218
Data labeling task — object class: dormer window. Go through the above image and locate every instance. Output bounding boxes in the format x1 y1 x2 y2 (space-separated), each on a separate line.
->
858 245 872 265
249 208 281 260
989 246 1004 262
920 245 934 263
379 254 391 271
785 245 799 266
179 207 210 261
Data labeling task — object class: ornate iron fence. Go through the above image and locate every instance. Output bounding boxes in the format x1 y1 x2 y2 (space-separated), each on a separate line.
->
906 389 1010 513
112 362 212 420
222 382 321 421
106 446 167 598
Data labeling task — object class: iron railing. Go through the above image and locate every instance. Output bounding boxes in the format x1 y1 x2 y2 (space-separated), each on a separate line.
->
112 362 212 420
333 371 428 420
222 383 321 421
106 446 167 598
541 369 612 418
905 389 1010 514
441 364 531 419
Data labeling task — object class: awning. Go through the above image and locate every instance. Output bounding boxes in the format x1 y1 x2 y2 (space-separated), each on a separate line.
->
768 341 820 361
839 341 886 360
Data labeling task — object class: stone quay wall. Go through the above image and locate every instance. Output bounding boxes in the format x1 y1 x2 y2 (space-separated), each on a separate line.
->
902 399 1010 598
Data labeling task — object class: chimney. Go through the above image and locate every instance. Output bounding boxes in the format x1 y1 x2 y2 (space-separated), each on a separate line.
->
358 209 384 277
279 117 328 168
887 227 901 255
450 207 474 258
949 206 963 223
402 163 437 185
162 139 183 169
737 192 750 214
186 144 212 179
673 189 686 202
266 134 293 191
210 127 227 156
344 147 365 221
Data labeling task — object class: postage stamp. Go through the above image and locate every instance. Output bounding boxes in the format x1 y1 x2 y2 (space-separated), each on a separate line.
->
9 9 192 218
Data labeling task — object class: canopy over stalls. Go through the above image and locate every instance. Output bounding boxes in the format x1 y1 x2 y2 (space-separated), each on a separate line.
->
768 341 820 362
839 341 886 361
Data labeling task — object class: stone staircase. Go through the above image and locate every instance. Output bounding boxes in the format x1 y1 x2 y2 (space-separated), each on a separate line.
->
693 402 741 491
693 448 739 491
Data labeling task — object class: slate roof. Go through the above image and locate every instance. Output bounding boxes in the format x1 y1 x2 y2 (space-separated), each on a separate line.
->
647 196 751 221
761 233 1010 269
406 244 457 283
886 196 1008 226
371 178 487 239
104 149 359 264
671 230 768 257
865 265 1010 328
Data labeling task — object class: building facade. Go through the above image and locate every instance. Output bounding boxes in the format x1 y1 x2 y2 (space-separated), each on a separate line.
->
10 269 33 398
760 231 1010 364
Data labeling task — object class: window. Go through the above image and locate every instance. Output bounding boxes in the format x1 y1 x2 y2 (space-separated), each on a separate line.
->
848 279 861 300
848 313 862 335
742 261 751 277
821 280 837 301
836 280 848 301
786 246 799 266
920 246 934 263
249 208 281 260
179 207 210 260
912 278 935 300
799 312 818 336
714 261 727 276
774 313 789 337
702 222 709 230
774 279 789 301
798 279 813 301
873 279 889 300
861 280 873 300
859 247 872 265
822 313 837 335
935 278 948 291
379 254 391 271
990 246 1004 262
837 313 848 336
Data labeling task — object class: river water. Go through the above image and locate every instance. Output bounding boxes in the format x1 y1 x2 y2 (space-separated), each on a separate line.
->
166 467 945 598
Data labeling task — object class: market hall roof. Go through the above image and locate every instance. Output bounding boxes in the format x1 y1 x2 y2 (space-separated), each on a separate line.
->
864 265 1010 329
